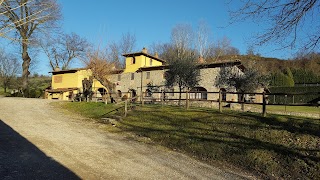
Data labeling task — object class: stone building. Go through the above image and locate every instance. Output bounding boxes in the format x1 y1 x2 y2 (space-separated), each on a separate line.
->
46 48 248 104
46 68 106 100
108 48 244 104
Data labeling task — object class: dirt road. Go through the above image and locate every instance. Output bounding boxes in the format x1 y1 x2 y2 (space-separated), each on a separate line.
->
0 97 254 179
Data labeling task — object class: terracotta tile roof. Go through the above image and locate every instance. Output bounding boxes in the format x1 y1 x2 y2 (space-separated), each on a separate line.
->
136 60 244 72
49 68 88 74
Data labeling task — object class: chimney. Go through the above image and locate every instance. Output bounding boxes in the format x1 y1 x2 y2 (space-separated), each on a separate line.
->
142 47 148 54
154 52 159 58
198 56 205 64
54 66 60 71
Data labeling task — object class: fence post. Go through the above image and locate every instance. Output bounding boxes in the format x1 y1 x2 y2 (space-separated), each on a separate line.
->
293 95 294 104
186 90 189 110
219 89 222 113
241 92 245 111
262 91 267 117
285 94 287 112
124 100 128 117
141 70 144 107
273 95 275 104
141 93 144 106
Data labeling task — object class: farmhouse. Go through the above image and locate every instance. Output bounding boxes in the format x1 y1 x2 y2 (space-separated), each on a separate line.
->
46 47 258 104
46 68 106 100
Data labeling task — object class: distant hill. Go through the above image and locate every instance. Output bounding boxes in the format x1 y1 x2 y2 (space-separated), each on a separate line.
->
209 54 320 85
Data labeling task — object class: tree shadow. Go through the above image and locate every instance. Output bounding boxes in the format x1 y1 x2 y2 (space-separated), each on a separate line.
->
0 120 80 179
223 112 320 138
119 110 320 179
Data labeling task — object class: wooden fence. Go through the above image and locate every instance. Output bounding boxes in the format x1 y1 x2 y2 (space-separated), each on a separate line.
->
137 91 320 117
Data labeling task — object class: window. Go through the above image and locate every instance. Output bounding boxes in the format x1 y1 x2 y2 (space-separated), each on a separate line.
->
150 59 152 66
98 88 107 96
131 73 134 80
117 90 122 97
132 57 136 64
190 87 207 100
146 72 150 79
117 74 121 81
163 72 168 79
54 75 62 83
145 89 152 97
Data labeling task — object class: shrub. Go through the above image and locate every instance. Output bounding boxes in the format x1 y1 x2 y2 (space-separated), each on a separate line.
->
269 86 320 104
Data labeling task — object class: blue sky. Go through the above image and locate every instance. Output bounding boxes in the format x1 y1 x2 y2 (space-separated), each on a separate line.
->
33 0 300 74
60 0 257 51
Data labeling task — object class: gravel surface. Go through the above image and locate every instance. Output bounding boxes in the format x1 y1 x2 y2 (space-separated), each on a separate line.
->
0 97 255 179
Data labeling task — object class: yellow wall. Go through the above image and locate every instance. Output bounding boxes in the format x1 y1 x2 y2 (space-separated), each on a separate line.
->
52 72 79 89
124 55 163 73
51 69 106 91
76 70 91 89
49 69 109 100
49 53 163 100
92 79 106 91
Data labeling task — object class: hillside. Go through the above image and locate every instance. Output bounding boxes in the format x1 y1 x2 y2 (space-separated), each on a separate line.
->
212 54 320 85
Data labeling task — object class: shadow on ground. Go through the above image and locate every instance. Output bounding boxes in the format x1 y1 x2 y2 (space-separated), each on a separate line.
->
116 106 320 179
0 120 80 179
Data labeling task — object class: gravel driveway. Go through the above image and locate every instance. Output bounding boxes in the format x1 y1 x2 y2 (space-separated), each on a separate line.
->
0 97 254 179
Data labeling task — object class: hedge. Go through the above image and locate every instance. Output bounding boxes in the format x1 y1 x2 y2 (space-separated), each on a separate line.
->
268 86 320 104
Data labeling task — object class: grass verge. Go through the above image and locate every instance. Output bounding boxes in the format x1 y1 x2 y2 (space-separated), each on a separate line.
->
266 105 320 114
60 102 320 179
248 104 320 114
0 87 10 96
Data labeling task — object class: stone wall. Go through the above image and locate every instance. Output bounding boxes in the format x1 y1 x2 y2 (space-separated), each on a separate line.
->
109 65 242 102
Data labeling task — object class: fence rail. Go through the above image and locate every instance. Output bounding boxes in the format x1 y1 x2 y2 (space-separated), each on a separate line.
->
94 90 319 117
137 90 320 117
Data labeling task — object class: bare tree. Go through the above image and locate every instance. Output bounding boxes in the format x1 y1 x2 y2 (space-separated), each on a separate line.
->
0 0 61 95
108 41 120 67
148 42 173 62
42 32 90 70
40 34 58 70
246 44 255 56
208 36 239 61
0 48 20 93
59 32 89 70
107 32 136 68
171 23 194 58
195 20 213 61
84 48 116 95
119 32 136 54
230 0 320 51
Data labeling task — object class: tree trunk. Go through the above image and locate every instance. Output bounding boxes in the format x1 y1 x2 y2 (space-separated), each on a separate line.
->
93 76 113 103
21 41 31 97
241 92 245 111
186 89 189 110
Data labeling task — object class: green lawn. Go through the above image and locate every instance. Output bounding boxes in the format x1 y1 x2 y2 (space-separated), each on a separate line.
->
247 104 320 115
60 102 320 179
0 87 10 96
267 105 320 114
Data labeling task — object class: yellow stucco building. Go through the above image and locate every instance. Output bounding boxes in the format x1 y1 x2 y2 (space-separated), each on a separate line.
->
46 48 165 101
123 48 165 73
46 68 106 100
